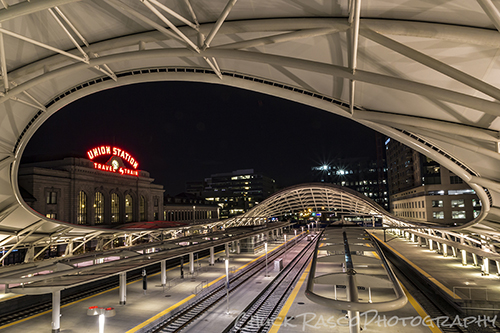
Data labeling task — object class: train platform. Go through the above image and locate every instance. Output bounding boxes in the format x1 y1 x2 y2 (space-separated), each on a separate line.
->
266 261 442 333
369 230 500 311
0 235 294 333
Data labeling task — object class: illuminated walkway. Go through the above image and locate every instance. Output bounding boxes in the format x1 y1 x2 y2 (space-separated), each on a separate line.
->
370 230 500 309
0 245 277 333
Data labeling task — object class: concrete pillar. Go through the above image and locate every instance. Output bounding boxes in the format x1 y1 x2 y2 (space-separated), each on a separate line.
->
461 249 467 266
429 239 433 251
472 253 479 266
451 246 457 258
209 247 214 266
189 252 194 274
51 290 61 333
418 236 422 247
483 257 490 275
436 242 441 253
119 272 127 305
411 233 415 242
161 260 167 286
496 261 500 275
225 243 229 258
442 243 448 257
237 240 240 254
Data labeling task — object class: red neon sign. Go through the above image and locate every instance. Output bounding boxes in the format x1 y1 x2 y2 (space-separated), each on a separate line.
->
93 162 139 176
86 145 140 177
87 146 139 169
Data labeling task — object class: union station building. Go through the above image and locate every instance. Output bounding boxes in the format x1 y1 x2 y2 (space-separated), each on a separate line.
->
19 145 220 227
19 150 165 226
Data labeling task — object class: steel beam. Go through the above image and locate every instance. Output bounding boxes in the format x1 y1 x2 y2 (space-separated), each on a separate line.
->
0 27 88 64
202 0 238 50
215 28 342 50
476 0 500 33
354 110 499 142
141 0 200 52
0 23 7 92
361 28 500 101
148 0 198 30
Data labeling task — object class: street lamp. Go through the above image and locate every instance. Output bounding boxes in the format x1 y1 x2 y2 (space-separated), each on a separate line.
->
284 234 287 264
225 259 230 314
264 242 269 277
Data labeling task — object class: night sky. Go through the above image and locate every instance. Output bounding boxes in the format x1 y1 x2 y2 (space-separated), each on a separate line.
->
22 81 378 195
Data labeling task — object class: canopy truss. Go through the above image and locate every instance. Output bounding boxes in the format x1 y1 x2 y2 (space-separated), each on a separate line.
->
0 0 500 250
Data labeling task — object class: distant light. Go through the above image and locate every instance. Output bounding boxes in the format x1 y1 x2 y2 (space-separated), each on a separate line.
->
322 165 328 170
337 170 345 175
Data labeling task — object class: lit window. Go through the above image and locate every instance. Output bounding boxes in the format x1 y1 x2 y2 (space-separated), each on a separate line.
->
46 213 57 219
432 200 443 208
451 199 464 208
94 192 104 224
125 194 133 222
473 210 480 218
77 191 87 224
452 211 466 219
433 211 444 219
111 193 119 223
46 191 57 204
448 189 475 195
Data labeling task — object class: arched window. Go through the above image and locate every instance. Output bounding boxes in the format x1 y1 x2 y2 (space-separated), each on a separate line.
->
77 191 87 224
125 194 133 222
111 193 120 223
94 192 104 224
140 196 145 221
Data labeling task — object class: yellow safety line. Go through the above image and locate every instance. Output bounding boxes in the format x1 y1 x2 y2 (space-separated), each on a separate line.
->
127 238 294 333
268 261 311 333
372 243 440 332
401 284 442 333
370 233 460 299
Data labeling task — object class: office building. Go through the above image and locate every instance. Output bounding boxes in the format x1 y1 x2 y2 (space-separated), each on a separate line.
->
311 156 389 211
187 169 277 219
385 139 481 224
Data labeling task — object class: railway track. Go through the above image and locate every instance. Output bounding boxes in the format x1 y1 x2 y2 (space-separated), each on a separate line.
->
148 233 311 333
224 234 316 333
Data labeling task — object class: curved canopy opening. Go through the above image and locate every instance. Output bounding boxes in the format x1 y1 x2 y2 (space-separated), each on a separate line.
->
1 0 500 249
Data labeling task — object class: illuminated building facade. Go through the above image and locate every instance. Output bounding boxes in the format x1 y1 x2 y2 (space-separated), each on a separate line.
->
311 157 389 211
385 139 481 225
186 169 277 219
164 193 219 224
19 154 164 226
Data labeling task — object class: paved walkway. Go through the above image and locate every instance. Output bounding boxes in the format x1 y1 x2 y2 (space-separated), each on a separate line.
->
370 230 500 303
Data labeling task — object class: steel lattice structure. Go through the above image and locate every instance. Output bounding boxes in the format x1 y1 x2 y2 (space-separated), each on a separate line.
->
1 0 500 252
224 183 392 227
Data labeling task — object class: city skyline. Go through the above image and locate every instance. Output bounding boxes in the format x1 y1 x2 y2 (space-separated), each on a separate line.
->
22 81 379 195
